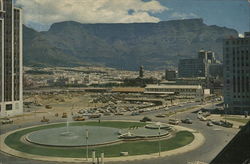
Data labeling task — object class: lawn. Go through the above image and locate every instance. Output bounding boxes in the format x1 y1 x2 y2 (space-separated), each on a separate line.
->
5 121 194 158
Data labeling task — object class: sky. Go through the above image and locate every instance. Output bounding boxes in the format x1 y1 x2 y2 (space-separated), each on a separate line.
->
15 0 249 34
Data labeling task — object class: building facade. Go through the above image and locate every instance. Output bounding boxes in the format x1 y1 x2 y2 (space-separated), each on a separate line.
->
139 65 144 78
145 84 203 101
178 50 219 78
165 69 177 81
178 58 208 78
223 32 250 114
0 0 23 117
209 63 223 78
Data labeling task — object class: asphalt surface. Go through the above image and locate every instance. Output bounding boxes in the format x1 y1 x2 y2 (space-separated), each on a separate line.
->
0 102 238 164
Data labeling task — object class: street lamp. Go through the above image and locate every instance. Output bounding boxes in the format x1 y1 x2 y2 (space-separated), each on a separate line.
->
86 129 89 161
224 104 228 121
156 122 161 156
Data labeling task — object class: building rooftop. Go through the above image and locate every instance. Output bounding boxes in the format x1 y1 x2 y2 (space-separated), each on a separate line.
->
112 87 145 93
145 84 202 89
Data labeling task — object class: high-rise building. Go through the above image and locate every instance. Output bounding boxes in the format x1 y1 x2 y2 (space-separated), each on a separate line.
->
223 32 250 114
178 50 218 78
165 69 177 81
207 51 216 64
0 0 23 117
178 58 208 78
209 63 223 78
139 65 144 78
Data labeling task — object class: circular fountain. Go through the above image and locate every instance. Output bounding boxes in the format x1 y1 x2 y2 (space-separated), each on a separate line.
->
26 125 120 147
25 122 172 147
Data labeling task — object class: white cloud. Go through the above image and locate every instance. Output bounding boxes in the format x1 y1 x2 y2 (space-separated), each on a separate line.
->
16 0 167 29
170 12 198 20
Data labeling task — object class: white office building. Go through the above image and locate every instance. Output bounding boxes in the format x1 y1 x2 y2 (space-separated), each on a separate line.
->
0 0 23 117
223 32 250 114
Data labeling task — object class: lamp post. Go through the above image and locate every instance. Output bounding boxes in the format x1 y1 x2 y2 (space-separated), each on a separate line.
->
86 129 89 161
156 122 161 156
224 104 228 121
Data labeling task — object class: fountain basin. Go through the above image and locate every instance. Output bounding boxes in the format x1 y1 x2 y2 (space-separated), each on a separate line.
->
26 126 120 147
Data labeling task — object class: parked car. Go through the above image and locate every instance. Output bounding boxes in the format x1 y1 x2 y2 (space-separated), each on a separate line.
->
140 117 152 122
45 105 52 109
181 118 193 124
207 121 213 126
202 112 211 117
89 114 101 119
62 112 68 118
41 116 49 122
114 113 124 116
198 116 207 121
73 116 85 121
212 120 223 126
1 118 13 124
164 107 169 111
169 118 180 125
103 112 111 116
131 112 140 116
220 120 233 128
155 114 166 118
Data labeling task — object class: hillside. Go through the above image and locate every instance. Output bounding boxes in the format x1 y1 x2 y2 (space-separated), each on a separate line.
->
23 19 238 70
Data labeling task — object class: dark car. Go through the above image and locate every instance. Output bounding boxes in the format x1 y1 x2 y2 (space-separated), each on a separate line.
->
207 121 213 126
212 120 222 126
181 118 193 124
155 114 166 118
1 118 13 124
140 117 152 122
89 114 101 119
220 120 233 128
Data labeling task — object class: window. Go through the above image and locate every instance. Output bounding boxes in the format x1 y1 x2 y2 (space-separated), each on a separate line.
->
6 104 12 111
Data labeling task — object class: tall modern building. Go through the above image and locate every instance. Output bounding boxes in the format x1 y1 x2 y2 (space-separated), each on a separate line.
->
139 65 144 78
165 69 177 81
178 50 219 78
178 50 211 78
0 0 23 117
223 32 250 114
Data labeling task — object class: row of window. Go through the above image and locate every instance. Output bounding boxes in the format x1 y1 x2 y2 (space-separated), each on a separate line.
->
146 88 198 92
225 39 249 45
233 95 250 98
0 104 12 112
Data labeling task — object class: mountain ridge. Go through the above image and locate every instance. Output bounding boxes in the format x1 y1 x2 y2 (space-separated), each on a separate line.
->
23 18 238 70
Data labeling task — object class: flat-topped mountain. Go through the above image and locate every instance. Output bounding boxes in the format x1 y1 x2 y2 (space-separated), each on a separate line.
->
24 19 238 70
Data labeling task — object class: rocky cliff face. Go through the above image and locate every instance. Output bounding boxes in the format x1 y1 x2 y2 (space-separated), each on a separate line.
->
24 19 238 70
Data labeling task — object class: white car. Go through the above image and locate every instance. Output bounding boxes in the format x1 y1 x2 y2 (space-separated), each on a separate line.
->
164 107 169 111
198 116 207 121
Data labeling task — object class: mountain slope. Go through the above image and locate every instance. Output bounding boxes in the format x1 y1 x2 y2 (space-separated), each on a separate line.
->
23 19 238 70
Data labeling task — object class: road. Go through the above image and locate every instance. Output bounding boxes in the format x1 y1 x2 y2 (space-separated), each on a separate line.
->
0 102 238 164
